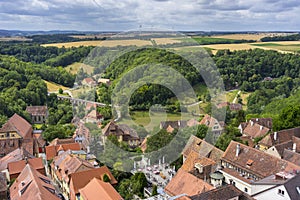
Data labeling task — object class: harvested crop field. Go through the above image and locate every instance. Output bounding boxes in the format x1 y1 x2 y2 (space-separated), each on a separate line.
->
42 39 152 48
151 37 182 45
210 33 297 41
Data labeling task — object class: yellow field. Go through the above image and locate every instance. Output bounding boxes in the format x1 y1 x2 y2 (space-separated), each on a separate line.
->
151 37 183 45
211 33 297 41
44 80 69 92
65 62 94 75
42 39 152 48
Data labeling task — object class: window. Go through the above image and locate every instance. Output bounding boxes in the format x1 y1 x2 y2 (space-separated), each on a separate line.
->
278 189 285 196
6 132 9 137
244 188 248 193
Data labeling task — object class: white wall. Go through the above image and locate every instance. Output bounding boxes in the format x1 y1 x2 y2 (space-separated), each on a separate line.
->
221 170 275 196
265 146 281 158
254 185 290 200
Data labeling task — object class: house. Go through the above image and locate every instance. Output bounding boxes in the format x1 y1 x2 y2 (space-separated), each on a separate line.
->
250 118 273 129
259 127 300 150
73 122 91 150
253 173 300 200
79 177 122 200
164 168 214 197
8 157 45 181
181 150 217 183
26 106 48 124
220 141 300 196
282 149 300 166
33 130 46 155
82 77 97 87
69 166 117 200
0 148 34 181
189 184 255 200
97 78 111 85
0 173 7 200
84 109 103 124
217 102 242 111
199 114 225 140
45 142 81 160
50 153 94 199
240 120 270 139
10 164 59 200
102 121 140 147
182 135 224 165
160 120 188 132
0 114 33 156
49 138 76 146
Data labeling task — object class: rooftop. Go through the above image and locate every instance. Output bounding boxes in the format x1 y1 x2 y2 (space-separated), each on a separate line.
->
222 141 300 179
10 164 59 200
45 142 81 160
189 184 255 200
70 166 117 195
165 169 214 197
182 135 224 164
0 148 34 171
0 113 32 139
79 177 123 200
8 157 44 176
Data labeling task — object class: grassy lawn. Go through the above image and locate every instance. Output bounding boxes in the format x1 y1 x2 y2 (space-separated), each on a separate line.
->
226 90 239 102
33 124 43 129
118 111 195 131
65 62 95 75
240 91 251 110
44 80 69 93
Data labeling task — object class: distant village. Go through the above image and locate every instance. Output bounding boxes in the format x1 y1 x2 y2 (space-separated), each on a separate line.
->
0 101 300 200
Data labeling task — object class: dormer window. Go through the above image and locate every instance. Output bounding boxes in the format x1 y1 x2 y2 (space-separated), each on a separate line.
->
195 163 203 173
246 159 253 166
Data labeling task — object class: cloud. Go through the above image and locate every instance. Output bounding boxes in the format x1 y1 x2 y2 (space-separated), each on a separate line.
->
0 0 299 31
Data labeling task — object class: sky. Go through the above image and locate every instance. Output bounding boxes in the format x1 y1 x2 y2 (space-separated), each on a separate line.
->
0 0 299 31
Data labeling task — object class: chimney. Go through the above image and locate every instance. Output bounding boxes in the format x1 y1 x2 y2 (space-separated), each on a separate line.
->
274 132 277 141
293 143 297 152
250 120 254 126
236 144 240 157
260 126 263 131
25 157 28 164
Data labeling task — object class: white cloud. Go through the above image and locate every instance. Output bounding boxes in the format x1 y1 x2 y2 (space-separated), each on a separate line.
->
0 0 299 31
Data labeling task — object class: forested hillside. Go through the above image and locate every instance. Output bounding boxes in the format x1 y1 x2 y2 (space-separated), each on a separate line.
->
0 54 75 125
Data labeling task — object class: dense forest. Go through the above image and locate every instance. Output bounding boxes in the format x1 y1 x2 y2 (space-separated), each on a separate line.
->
0 42 93 67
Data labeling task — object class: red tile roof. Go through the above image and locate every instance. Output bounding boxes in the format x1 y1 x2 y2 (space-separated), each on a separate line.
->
165 169 214 197
0 172 6 193
79 177 123 200
55 154 94 183
10 164 59 200
243 122 269 139
69 166 117 196
222 141 300 179
45 142 81 160
182 135 224 164
8 157 44 176
0 114 32 139
0 148 34 171
181 151 216 172
259 127 300 148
